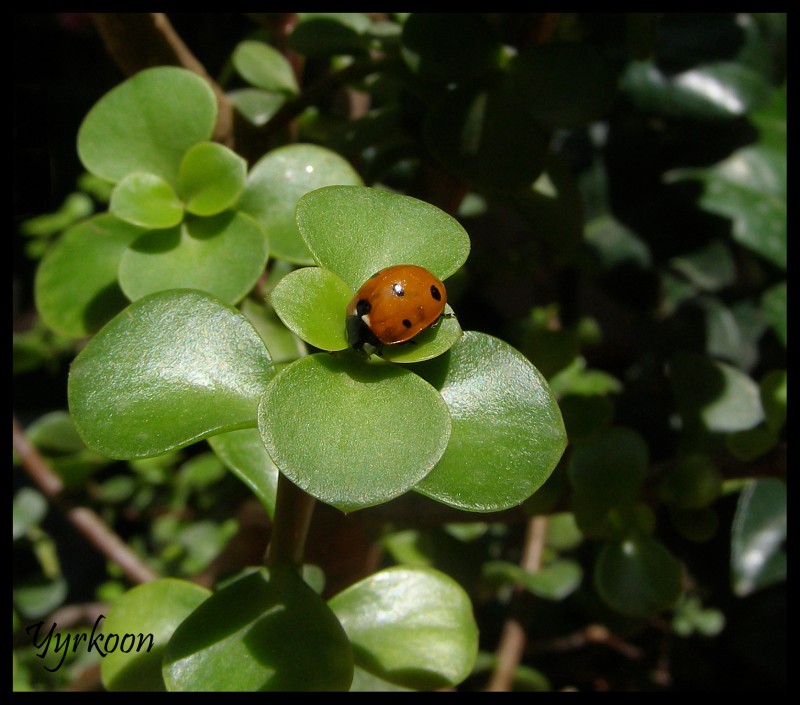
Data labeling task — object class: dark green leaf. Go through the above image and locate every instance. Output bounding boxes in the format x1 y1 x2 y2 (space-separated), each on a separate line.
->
163 567 353 691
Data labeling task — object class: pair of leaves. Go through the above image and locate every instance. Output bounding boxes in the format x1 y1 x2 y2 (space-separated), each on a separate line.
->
101 565 478 692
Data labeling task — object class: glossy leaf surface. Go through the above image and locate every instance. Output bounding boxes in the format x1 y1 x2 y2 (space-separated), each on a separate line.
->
414 332 567 512
328 566 478 690
258 353 451 512
69 290 275 458
101 579 212 692
163 567 353 691
78 66 217 187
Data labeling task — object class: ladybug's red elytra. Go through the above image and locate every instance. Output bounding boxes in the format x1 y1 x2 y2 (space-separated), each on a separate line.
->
346 264 447 356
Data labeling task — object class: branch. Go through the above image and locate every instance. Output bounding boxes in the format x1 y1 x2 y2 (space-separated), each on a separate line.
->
90 13 234 146
484 515 548 692
13 416 158 585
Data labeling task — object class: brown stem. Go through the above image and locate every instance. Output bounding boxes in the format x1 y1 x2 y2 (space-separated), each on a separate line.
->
90 13 234 146
12 416 158 585
485 515 549 692
266 472 316 570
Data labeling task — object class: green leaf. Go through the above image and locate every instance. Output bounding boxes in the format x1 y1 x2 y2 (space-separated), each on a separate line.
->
731 478 786 596
13 576 68 621
232 40 299 95
25 411 87 457
78 66 217 188
208 428 280 518
288 16 370 58
237 145 363 265
668 352 764 434
268 267 352 351
163 567 353 691
227 88 286 126
674 145 786 269
296 186 470 290
13 488 48 540
328 566 478 690
20 192 94 237
413 332 567 512
621 60 773 119
669 239 736 292
178 142 247 216
595 532 683 617
118 211 267 304
258 353 451 512
68 290 275 459
101 579 212 692
520 559 583 600
110 172 184 228
34 214 143 337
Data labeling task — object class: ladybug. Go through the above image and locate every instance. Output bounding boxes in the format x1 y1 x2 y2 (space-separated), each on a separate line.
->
346 264 447 356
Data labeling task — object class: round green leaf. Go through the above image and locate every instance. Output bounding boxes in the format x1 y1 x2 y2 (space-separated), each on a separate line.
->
237 144 363 265
268 267 352 351
34 214 143 337
296 186 470 290
328 566 478 690
119 211 267 304
258 353 451 512
163 567 353 691
567 427 649 508
208 428 280 518
413 332 567 512
78 66 217 187
110 172 184 228
178 142 247 216
594 532 683 617
232 40 299 95
68 290 275 459
227 88 287 126
101 579 212 692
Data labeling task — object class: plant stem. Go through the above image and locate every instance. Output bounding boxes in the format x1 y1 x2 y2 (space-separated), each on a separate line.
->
266 472 316 571
12 416 158 585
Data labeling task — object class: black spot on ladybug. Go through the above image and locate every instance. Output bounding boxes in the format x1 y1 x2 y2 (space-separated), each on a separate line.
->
402 319 412 328
356 299 371 316
430 285 442 301
392 283 405 296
